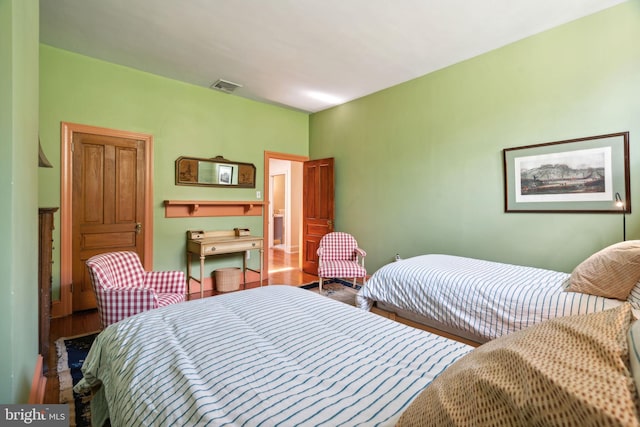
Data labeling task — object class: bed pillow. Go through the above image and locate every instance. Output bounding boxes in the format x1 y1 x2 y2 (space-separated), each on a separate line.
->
397 304 639 427
566 240 640 300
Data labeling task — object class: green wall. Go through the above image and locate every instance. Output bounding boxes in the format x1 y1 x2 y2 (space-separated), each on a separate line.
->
310 1 640 273
0 0 40 404
39 45 309 299
6 0 633 405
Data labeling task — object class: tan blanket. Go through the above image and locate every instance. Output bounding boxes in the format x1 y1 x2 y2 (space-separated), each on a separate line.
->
397 303 640 427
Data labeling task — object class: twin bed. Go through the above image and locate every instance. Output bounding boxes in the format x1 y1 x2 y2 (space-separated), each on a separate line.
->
77 242 640 426
357 253 628 344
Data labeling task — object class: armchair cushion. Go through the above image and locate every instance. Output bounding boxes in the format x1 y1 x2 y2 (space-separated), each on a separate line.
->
95 287 159 327
318 260 367 279
144 270 187 294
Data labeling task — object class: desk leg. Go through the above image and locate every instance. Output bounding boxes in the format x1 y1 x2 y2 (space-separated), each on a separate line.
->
200 255 205 299
260 248 264 286
186 252 192 300
243 251 247 286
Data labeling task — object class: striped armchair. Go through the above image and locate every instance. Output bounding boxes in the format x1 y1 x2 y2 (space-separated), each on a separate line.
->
317 232 367 292
86 251 186 327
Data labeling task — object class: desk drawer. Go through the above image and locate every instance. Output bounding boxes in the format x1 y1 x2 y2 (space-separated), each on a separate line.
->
204 239 262 254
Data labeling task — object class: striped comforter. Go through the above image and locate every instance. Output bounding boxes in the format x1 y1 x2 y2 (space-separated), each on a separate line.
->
357 254 623 342
78 285 472 426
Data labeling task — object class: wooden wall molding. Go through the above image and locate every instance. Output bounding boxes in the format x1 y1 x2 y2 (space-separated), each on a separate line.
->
163 200 265 218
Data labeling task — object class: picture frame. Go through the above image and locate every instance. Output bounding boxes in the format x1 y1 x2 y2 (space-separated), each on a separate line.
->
503 132 630 213
217 164 233 185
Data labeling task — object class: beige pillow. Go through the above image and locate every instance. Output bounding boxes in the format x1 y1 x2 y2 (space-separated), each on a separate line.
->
567 240 640 300
397 304 639 427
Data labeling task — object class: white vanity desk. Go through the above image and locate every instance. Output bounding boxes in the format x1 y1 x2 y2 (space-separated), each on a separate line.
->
186 229 264 299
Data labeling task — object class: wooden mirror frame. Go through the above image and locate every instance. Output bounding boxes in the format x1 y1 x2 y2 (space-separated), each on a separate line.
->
175 156 256 188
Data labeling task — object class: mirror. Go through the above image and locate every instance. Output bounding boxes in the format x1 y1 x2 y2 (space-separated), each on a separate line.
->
175 156 256 188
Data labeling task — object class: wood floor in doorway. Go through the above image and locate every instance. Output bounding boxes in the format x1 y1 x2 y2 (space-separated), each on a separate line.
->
268 247 318 285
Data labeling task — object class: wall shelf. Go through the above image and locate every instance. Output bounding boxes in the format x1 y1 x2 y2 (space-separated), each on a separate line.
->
164 200 265 218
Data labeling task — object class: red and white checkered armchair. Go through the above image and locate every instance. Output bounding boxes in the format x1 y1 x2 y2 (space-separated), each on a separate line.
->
86 251 186 327
317 232 367 292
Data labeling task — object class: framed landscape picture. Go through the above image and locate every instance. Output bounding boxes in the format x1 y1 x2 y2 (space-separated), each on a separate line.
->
503 132 630 213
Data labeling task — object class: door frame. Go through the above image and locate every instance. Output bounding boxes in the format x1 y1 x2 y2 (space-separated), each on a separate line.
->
54 122 154 317
263 151 308 279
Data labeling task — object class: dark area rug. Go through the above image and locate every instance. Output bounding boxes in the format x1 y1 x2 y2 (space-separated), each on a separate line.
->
302 278 362 306
56 332 99 427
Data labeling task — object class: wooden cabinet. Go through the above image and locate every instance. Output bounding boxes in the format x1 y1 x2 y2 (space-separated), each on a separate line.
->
39 207 58 371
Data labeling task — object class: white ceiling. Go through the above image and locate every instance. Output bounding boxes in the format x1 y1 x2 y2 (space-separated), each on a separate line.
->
39 0 627 113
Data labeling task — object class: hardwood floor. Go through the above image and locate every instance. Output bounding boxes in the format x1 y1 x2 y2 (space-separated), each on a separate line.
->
43 248 316 404
268 247 318 286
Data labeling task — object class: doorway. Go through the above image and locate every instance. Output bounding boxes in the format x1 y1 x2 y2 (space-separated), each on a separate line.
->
263 151 317 285
268 158 302 278
271 173 286 247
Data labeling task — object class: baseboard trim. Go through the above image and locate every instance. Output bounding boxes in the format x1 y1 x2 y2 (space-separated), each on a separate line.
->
28 354 46 404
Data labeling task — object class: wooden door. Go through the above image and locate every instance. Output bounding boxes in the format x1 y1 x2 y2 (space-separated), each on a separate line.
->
302 158 334 275
72 132 146 311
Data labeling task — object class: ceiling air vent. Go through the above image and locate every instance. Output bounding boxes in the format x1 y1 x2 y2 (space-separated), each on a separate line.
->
210 79 243 94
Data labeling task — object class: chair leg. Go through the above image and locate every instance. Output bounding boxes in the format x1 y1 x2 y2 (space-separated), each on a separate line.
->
319 277 323 292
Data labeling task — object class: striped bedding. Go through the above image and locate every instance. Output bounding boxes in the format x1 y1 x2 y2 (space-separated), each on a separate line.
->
77 285 472 426
357 254 624 342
